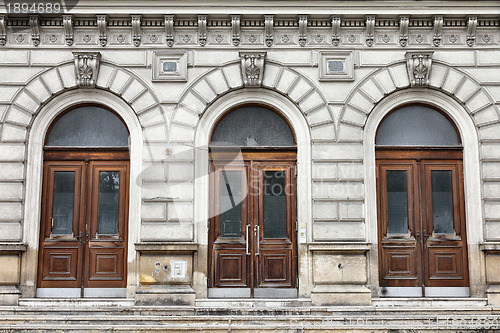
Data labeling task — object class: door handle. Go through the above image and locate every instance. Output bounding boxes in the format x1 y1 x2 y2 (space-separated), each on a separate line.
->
50 217 54 233
245 224 251 255
254 225 260 256
416 231 420 244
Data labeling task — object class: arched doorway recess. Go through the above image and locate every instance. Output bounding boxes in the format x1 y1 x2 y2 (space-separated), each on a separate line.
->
208 105 298 298
37 105 130 298
375 104 469 297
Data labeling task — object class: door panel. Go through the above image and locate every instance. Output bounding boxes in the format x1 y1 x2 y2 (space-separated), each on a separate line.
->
210 163 250 288
377 160 421 287
421 161 468 287
38 162 85 288
255 164 296 289
215 251 247 285
209 154 297 294
377 155 468 291
85 161 128 288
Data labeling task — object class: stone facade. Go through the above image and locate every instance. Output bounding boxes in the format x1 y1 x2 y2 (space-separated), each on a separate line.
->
0 0 500 307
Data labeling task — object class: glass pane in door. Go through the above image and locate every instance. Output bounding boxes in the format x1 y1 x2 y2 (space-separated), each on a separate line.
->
52 171 75 235
97 171 120 235
386 170 409 234
263 171 287 239
431 170 454 234
219 170 243 238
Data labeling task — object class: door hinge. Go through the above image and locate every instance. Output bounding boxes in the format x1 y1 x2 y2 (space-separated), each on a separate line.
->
295 219 298 231
207 220 211 231
294 165 297 178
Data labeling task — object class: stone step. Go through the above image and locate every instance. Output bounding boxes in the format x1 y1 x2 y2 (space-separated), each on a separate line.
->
1 313 500 332
18 298 136 308
372 297 488 308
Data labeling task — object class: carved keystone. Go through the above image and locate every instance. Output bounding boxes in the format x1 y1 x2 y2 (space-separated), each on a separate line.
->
406 51 433 87
240 52 266 87
73 52 101 88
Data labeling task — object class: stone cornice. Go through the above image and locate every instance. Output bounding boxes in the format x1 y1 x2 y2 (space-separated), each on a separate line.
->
2 1 499 15
1 14 499 48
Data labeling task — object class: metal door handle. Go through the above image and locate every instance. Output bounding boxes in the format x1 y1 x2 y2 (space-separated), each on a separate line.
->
416 231 420 244
255 225 260 256
50 217 54 232
245 224 251 255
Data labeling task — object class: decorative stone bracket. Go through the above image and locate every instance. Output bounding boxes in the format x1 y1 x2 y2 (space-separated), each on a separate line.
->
0 15 7 46
29 15 40 47
406 51 433 87
164 15 174 47
232 15 241 46
73 52 101 88
63 15 74 46
240 52 266 87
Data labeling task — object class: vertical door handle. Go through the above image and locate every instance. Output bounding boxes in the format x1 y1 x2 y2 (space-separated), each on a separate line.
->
50 217 54 232
416 231 420 244
254 225 260 256
245 224 251 255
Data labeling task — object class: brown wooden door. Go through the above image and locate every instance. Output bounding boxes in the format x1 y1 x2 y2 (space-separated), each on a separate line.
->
209 152 297 295
38 156 129 290
377 152 468 289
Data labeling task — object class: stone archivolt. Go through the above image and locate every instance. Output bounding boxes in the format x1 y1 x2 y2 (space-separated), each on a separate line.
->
0 15 497 47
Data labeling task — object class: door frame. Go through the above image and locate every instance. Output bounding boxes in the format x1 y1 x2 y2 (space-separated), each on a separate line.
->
208 149 298 298
37 149 130 297
376 148 469 296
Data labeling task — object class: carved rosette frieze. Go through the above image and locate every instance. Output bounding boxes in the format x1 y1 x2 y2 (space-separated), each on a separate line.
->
231 15 241 46
198 15 207 46
299 16 308 47
331 16 341 46
164 15 174 47
240 52 266 87
29 15 40 46
432 16 443 47
264 15 274 47
131 15 141 47
399 16 409 47
365 16 375 47
73 52 101 88
466 16 477 47
0 15 6 46
406 51 433 87
97 15 107 46
63 15 74 46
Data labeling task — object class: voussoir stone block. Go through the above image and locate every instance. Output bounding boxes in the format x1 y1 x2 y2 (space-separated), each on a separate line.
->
41 69 64 94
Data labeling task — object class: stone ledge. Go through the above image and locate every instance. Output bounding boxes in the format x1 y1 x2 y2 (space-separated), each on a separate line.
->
136 285 195 295
0 243 27 254
135 242 198 253
135 285 196 306
308 242 370 253
480 242 500 252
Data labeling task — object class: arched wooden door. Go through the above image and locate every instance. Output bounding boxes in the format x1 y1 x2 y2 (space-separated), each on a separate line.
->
376 105 469 297
208 106 298 298
37 105 130 298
